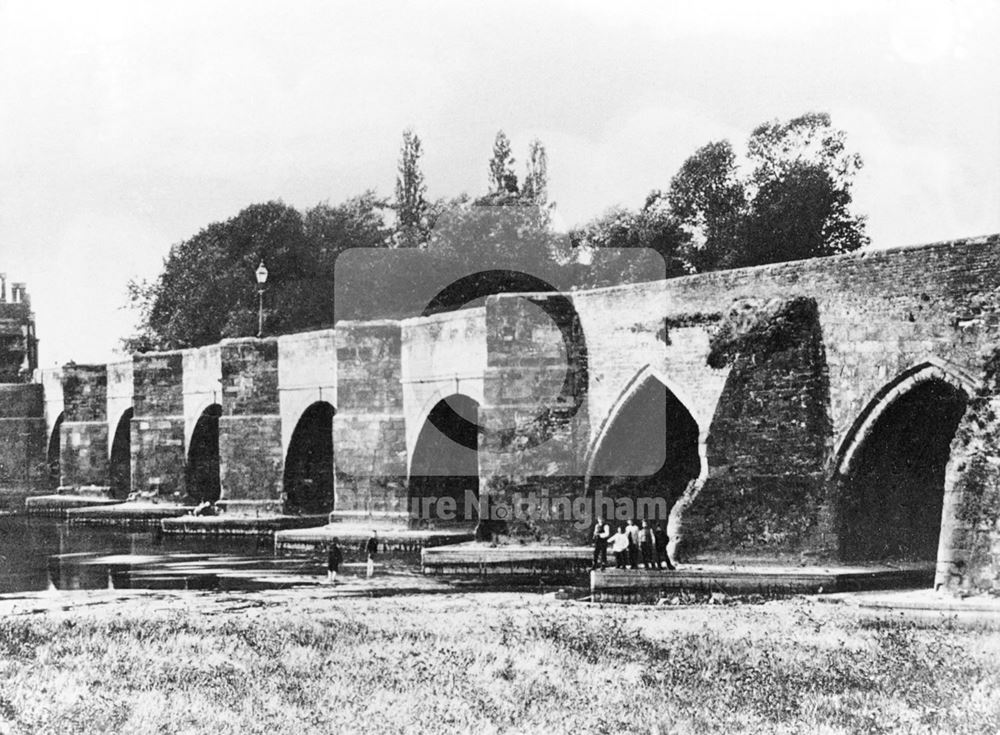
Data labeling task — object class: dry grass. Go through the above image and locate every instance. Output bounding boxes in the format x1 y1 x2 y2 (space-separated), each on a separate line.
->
0 592 998 734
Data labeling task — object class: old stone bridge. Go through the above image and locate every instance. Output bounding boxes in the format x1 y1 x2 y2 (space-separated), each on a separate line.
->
4 234 1000 591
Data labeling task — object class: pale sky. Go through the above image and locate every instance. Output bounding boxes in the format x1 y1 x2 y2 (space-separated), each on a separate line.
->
1 0 997 366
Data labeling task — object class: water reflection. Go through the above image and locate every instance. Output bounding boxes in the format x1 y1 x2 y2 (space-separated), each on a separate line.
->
0 514 323 594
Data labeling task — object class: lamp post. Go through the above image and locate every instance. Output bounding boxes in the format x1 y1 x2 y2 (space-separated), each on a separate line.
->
255 260 269 338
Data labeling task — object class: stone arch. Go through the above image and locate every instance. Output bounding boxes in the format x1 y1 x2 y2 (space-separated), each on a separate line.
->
282 401 336 515
584 366 708 494
584 367 703 531
108 408 133 500
45 412 64 490
408 382 486 462
408 393 480 526
186 404 222 504
833 359 979 478
833 360 973 562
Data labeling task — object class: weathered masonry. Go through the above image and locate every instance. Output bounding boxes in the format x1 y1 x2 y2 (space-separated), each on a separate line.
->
8 234 1000 592
0 278 43 493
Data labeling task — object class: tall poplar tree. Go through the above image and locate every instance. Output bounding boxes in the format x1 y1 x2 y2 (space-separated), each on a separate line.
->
522 138 548 205
394 128 428 247
488 130 518 195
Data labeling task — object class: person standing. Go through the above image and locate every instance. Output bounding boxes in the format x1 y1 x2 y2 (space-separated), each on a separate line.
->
626 519 641 569
607 524 629 569
365 531 379 578
639 520 656 569
654 524 675 570
591 517 610 570
326 539 343 584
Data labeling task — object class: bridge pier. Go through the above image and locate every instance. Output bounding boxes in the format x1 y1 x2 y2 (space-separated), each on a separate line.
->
0 383 46 500
478 293 590 539
936 387 1000 592
217 339 284 514
132 352 187 499
332 322 407 517
58 364 110 494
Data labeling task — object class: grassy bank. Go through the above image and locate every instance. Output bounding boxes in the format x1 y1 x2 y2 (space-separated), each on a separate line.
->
0 592 998 734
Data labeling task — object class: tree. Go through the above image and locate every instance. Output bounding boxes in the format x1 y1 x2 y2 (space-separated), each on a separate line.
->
123 196 390 351
571 192 688 286
521 138 548 206
667 140 747 271
393 128 428 248
427 200 562 279
487 130 518 196
667 112 867 270
744 113 867 260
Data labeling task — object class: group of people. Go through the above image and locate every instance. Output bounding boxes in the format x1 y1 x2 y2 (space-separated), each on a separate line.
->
324 531 380 584
591 517 676 571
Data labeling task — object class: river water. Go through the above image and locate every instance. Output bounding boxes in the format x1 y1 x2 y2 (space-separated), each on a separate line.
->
0 513 325 594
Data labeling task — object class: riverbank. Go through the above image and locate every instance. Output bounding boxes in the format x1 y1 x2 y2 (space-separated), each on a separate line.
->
1 587 998 734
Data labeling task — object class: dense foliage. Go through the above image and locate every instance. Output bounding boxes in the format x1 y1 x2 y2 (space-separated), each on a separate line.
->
576 112 869 272
124 196 389 351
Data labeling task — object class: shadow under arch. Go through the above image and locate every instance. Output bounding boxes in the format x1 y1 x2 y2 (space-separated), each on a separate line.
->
109 408 133 500
282 401 336 514
46 412 64 490
833 359 975 562
186 404 222 504
583 367 703 529
408 394 480 527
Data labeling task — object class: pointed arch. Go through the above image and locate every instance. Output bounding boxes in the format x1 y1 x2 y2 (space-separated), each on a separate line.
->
583 367 704 526
833 358 978 479
283 401 336 514
834 359 973 562
408 383 486 465
108 408 133 500
584 365 707 494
